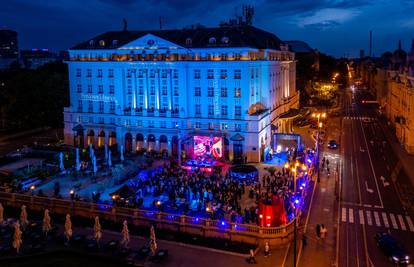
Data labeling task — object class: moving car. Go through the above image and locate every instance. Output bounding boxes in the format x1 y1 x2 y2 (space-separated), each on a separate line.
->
327 140 339 149
375 232 410 265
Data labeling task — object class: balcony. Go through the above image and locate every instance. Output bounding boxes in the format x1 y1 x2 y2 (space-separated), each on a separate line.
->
171 109 179 118
147 108 155 116
159 108 167 117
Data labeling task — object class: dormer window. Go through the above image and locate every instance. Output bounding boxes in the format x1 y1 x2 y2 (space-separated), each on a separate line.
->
89 40 95 46
112 40 118 46
99 40 105 47
221 37 229 44
209 37 216 45
186 38 192 46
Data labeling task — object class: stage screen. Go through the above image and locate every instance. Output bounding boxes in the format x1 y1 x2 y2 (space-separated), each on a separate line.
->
193 136 223 159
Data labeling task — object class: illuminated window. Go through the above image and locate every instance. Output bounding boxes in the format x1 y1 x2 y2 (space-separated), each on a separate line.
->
234 87 241 98
99 40 105 46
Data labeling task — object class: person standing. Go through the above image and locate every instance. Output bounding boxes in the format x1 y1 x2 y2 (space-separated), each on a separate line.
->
264 242 270 257
247 249 257 264
316 224 321 239
321 224 327 240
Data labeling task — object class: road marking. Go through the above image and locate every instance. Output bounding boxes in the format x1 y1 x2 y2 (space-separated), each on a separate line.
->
397 215 407 231
349 208 354 223
389 213 398 229
382 212 389 228
359 210 365 225
342 207 347 222
374 211 381 226
366 210 373 226
406 216 414 232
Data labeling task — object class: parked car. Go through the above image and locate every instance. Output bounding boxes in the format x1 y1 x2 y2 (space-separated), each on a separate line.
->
327 140 339 149
375 232 410 265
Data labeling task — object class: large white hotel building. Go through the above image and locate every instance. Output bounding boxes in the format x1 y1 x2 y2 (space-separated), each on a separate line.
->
64 24 298 163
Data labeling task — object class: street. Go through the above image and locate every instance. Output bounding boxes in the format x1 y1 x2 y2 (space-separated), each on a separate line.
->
338 88 414 267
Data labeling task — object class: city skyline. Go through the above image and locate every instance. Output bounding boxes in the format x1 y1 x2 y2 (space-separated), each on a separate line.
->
2 0 414 57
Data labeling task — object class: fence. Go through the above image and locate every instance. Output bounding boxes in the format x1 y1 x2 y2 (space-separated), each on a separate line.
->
0 192 295 246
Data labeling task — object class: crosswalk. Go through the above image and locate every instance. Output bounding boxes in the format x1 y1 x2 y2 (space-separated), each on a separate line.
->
343 116 376 121
341 207 414 232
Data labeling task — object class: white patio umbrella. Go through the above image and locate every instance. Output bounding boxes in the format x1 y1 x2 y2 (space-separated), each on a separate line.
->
64 214 73 242
93 216 102 245
0 202 3 225
12 221 22 253
121 220 130 248
149 225 157 256
20 205 28 229
42 209 52 236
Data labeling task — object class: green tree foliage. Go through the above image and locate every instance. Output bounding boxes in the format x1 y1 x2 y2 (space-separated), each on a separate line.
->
0 61 68 130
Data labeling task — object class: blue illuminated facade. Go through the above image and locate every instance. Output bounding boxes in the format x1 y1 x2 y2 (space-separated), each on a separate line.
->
64 25 298 162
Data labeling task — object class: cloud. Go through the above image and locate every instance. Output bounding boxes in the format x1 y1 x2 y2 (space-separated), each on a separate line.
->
295 8 361 29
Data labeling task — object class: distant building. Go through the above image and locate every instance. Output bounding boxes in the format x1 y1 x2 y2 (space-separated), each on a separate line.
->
20 49 59 69
64 24 299 162
359 39 414 154
0 29 19 69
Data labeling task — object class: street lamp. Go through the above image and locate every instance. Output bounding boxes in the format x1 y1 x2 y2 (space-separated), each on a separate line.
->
313 111 327 183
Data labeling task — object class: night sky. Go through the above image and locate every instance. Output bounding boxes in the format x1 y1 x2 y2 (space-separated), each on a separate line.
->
2 0 414 57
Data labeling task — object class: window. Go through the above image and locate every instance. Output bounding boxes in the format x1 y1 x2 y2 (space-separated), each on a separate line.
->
221 105 228 116
162 86 168 96
108 69 114 78
138 70 143 78
195 104 201 116
127 69 132 78
208 122 214 130
77 100 83 112
112 40 118 46
221 37 229 44
150 86 155 95
98 85 103 94
87 69 92 77
195 122 201 129
235 124 241 132
173 87 179 96
76 84 82 93
109 85 115 94
221 123 228 130
76 68 81 77
161 69 168 78
220 69 227 79
194 69 200 79
235 106 242 117
148 121 155 128
160 121 166 128
173 70 178 79
234 87 241 98
138 86 144 95
234 69 241 79
99 40 105 47
99 117 104 124
207 87 214 97
109 101 115 113
127 85 132 95
220 87 227 97
99 101 104 113
208 37 216 44
186 38 192 46
88 101 93 113
208 105 214 116
87 85 93 93
97 69 103 78
150 69 155 78
207 69 214 79
195 87 201 96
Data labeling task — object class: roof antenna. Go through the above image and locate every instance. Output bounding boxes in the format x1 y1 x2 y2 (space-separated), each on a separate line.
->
159 16 163 30
123 18 128 31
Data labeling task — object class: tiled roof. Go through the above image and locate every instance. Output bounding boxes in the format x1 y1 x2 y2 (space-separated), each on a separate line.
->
71 25 283 50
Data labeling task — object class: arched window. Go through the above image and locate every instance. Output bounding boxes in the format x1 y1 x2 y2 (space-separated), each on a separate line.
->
209 37 216 45
112 40 118 46
221 37 229 44
99 40 105 47
186 38 192 46
89 40 95 46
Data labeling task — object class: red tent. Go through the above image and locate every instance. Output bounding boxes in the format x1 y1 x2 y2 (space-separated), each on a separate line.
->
258 195 288 227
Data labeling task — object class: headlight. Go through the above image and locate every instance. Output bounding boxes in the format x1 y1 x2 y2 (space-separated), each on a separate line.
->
392 256 399 262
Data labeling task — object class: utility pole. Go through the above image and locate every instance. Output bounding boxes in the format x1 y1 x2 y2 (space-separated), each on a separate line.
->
293 217 297 267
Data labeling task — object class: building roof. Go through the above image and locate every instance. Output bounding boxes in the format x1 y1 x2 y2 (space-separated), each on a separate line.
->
284 40 313 53
71 25 283 50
